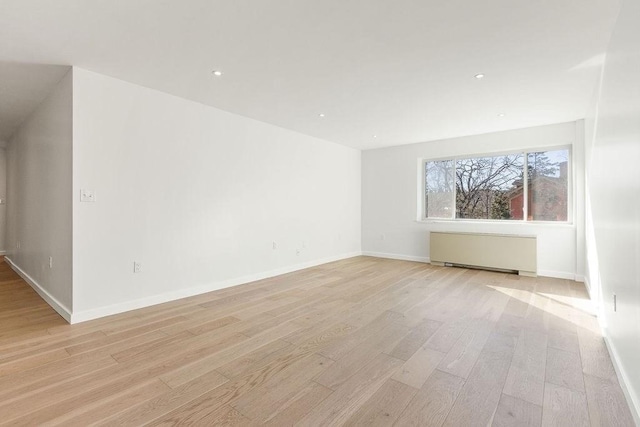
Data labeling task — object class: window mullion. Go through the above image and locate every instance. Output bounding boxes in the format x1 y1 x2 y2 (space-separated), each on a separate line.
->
452 160 457 219
523 152 528 221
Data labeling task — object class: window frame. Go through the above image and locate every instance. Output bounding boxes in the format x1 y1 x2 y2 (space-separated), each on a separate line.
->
419 145 573 224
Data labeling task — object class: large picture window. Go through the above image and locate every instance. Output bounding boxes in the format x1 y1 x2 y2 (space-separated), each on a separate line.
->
424 148 570 222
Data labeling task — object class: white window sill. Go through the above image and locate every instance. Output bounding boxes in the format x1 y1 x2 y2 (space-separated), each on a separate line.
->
415 219 575 228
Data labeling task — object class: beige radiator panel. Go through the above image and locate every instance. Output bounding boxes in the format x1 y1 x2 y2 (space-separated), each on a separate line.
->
430 231 537 276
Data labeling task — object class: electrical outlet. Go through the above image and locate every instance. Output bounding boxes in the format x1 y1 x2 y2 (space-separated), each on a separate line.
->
613 294 617 312
133 262 141 273
49 256 53 269
80 189 96 202
296 249 300 256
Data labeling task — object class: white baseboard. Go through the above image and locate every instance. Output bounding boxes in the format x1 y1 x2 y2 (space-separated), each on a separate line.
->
4 256 72 323
601 328 640 426
70 251 362 324
362 251 583 281
536 269 579 281
582 275 593 299
362 252 580 281
361 251 430 263
586 273 638 424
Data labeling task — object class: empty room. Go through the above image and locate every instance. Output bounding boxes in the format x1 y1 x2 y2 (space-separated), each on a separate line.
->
0 0 638 425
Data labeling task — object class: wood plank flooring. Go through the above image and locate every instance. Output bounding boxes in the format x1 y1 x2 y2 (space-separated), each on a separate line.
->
0 256 635 426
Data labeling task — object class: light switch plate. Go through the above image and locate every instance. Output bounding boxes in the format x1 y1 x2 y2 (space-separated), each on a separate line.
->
80 189 96 202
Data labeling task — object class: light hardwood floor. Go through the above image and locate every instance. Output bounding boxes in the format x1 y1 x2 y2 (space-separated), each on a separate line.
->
0 256 635 426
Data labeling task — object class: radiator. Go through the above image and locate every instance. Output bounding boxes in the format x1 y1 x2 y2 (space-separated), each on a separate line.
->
430 231 537 276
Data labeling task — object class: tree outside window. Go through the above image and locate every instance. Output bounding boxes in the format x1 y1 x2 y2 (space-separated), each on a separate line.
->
424 148 569 222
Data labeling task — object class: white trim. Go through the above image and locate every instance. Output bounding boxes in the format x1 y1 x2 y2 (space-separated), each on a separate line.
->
416 218 575 227
421 144 573 166
0 250 6 255
583 275 593 299
362 253 580 281
579 274 637 423
601 328 640 426
361 251 430 263
70 251 362 324
4 256 72 323
523 151 529 223
419 219 574 227
537 269 579 281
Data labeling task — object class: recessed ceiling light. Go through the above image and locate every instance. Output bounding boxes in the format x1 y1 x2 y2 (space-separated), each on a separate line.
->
474 73 485 79
373 135 377 138
212 70 223 76
498 113 505 117
319 113 325 118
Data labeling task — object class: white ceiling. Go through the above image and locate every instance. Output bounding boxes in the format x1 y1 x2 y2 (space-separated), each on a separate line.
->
0 0 620 149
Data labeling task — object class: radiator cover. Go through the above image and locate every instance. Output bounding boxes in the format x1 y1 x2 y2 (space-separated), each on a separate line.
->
429 231 537 276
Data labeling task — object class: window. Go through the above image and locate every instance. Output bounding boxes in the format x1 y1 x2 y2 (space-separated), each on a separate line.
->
425 160 454 218
424 148 570 222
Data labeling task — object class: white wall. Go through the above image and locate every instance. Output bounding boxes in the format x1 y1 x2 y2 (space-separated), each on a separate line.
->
0 147 7 253
5 70 73 316
362 121 584 280
585 0 640 420
71 68 361 321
